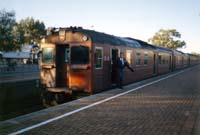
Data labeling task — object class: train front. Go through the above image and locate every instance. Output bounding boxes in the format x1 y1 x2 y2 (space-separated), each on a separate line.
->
40 27 92 95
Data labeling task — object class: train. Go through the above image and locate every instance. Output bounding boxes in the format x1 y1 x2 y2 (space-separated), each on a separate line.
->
40 27 200 97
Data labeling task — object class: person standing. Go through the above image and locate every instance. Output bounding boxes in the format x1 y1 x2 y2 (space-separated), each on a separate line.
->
116 52 134 89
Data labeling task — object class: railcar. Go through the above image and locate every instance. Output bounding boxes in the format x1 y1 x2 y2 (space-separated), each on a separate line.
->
183 53 190 68
127 39 173 75
154 46 173 74
188 54 200 66
40 27 199 97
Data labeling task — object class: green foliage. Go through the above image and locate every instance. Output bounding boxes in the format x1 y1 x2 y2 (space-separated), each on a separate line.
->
0 10 22 52
191 52 200 56
0 9 46 52
17 17 46 44
148 29 186 50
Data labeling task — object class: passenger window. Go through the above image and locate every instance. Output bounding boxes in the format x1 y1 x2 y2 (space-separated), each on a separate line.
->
159 54 162 64
136 50 141 65
163 57 165 64
144 52 148 65
42 48 55 64
71 45 89 64
95 47 103 69
166 56 169 64
126 50 132 64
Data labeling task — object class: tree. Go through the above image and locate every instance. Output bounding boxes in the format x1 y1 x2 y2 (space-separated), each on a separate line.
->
148 29 186 50
0 10 23 52
0 10 46 52
191 52 200 56
17 17 46 44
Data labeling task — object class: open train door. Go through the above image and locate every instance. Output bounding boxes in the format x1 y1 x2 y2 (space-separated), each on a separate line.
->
56 44 70 88
111 49 119 84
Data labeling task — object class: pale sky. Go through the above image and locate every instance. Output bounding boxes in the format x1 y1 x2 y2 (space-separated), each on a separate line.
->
0 0 199 53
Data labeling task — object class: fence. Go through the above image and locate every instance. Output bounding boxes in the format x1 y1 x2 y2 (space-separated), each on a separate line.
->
0 64 39 74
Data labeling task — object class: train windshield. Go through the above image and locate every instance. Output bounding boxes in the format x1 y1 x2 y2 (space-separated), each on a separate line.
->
71 46 89 64
42 48 55 63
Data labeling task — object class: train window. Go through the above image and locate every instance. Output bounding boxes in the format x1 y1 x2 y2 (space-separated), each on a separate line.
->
177 56 180 64
42 48 55 63
162 57 165 64
95 47 103 69
166 55 169 64
144 52 148 65
182 57 184 64
136 50 141 65
162 55 165 64
71 46 89 64
126 50 132 64
159 54 162 64
176 56 178 64
166 56 168 64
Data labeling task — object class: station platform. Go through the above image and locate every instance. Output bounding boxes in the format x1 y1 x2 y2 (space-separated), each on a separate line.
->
0 65 200 135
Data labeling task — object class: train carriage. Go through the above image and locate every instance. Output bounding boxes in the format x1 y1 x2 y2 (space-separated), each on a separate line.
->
40 27 93 93
183 53 190 67
133 39 173 75
188 54 200 66
156 47 173 74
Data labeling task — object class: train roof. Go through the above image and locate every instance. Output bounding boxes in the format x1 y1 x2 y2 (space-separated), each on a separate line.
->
49 27 142 48
172 50 185 55
187 53 200 57
125 37 156 50
126 38 172 53
74 28 142 48
47 27 182 54
153 45 172 53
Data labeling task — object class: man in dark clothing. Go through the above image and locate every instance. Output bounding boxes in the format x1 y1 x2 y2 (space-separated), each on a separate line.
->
116 52 134 89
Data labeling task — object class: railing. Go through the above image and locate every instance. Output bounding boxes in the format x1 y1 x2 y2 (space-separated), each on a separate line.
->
0 64 39 74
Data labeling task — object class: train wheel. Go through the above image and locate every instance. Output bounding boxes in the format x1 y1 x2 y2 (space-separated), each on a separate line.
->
55 92 72 104
41 91 58 107
41 91 72 107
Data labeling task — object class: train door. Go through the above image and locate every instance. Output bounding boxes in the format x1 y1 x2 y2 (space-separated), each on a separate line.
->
56 44 70 87
153 53 157 75
111 49 119 84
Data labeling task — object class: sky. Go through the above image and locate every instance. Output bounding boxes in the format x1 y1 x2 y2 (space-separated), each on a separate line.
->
0 0 199 53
